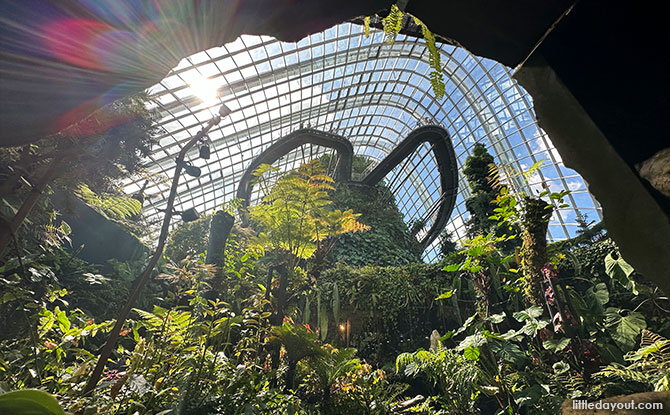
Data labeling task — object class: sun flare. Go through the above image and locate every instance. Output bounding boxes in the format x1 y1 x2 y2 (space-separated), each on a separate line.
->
188 76 219 105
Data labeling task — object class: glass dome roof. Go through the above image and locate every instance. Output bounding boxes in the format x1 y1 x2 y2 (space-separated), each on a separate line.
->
126 21 602 260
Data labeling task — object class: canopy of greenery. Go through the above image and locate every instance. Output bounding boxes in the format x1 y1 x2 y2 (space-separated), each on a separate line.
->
0 94 161 255
1 150 668 415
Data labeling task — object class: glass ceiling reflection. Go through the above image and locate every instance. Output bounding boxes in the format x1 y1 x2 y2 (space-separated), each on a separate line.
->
127 22 602 261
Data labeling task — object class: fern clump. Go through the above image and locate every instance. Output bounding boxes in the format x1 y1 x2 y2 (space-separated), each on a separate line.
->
396 347 481 413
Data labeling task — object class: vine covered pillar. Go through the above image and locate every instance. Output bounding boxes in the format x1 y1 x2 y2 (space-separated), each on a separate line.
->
520 196 553 307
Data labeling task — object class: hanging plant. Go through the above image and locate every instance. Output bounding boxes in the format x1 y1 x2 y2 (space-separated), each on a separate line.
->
363 4 445 100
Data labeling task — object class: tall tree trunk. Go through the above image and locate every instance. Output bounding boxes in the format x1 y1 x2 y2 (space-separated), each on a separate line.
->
0 157 63 256
520 196 553 307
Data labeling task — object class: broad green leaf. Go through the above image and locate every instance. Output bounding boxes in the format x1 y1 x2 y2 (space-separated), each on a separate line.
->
543 337 571 352
605 253 634 278
490 341 528 367
488 312 506 324
604 308 646 351
592 283 610 306
56 310 70 332
457 332 486 351
439 330 455 342
513 306 544 322
463 346 480 361
605 253 638 294
513 384 545 408
442 263 461 272
0 389 65 415
520 318 549 336
553 361 570 375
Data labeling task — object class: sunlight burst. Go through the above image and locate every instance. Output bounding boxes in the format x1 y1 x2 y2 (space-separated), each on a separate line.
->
188 76 219 105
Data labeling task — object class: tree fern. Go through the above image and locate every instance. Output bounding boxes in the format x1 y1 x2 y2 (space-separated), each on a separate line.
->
249 160 367 266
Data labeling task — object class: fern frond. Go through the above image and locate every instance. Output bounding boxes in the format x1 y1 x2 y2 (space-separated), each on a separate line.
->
381 4 403 44
363 16 371 38
75 183 142 219
412 16 445 100
641 330 670 350
594 362 650 384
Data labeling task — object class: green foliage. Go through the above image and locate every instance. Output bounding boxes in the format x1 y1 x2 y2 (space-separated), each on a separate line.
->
365 5 445 100
439 228 458 256
305 345 361 405
327 363 407 415
381 4 403 44
0 290 113 394
270 321 323 364
461 144 517 248
605 251 638 294
412 16 445 100
74 183 142 220
328 183 422 266
363 16 371 38
249 160 368 269
0 93 160 256
165 214 212 262
3 137 670 415
396 347 481 413
317 262 453 364
604 308 647 351
594 330 670 394
0 389 66 415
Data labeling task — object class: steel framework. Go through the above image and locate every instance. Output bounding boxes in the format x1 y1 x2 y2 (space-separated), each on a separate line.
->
126 22 602 260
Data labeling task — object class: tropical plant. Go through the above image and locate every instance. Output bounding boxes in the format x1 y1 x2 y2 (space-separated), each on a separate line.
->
396 345 481 413
0 389 67 415
249 160 368 271
0 286 112 398
307 345 362 405
269 321 324 391
0 93 161 256
593 330 670 396
328 182 422 266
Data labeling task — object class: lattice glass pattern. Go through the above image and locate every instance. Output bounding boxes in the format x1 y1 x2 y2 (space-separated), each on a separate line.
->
126 22 602 261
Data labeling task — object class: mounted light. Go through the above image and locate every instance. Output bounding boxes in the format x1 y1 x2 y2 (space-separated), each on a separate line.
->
198 135 212 159
180 161 201 177
218 103 232 118
158 207 199 223
199 143 210 159
180 207 199 223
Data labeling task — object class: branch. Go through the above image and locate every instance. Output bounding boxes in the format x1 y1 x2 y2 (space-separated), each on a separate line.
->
83 112 224 395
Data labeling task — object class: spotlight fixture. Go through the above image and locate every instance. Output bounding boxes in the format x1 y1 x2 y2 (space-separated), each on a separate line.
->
180 160 201 177
198 135 212 159
218 103 232 118
180 207 199 223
